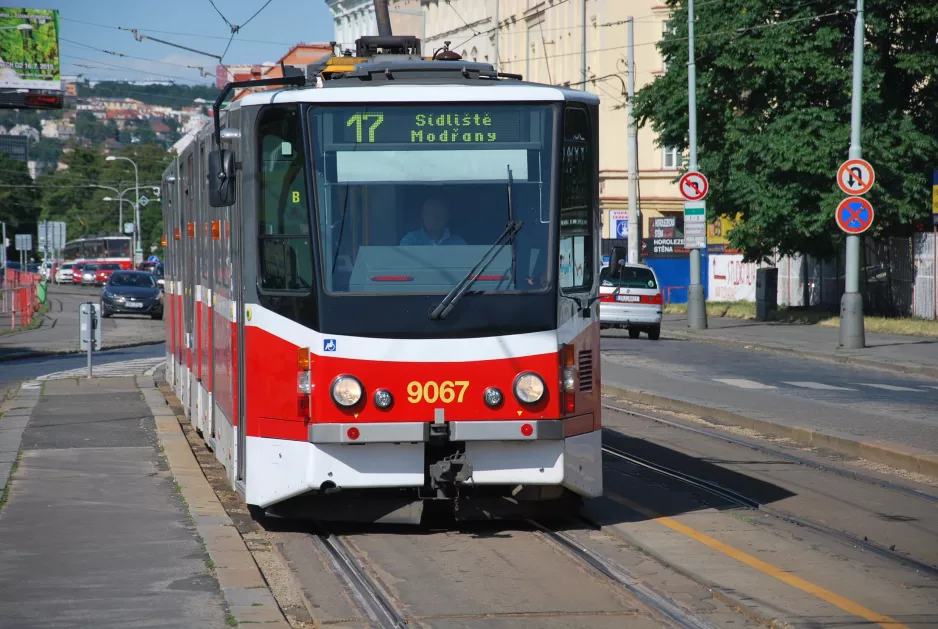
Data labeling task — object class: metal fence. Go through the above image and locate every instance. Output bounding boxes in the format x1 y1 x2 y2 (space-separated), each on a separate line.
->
0 269 41 330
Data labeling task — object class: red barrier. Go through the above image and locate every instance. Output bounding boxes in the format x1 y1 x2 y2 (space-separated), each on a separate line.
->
2 269 40 330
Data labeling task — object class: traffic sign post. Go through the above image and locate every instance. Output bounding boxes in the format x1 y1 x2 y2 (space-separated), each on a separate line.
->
835 197 874 235
679 171 709 202
79 302 102 377
837 158 875 195
840 0 866 351
683 201 707 248
138 195 149 207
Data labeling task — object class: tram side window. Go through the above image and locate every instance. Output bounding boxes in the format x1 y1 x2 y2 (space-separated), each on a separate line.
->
559 107 593 291
257 106 313 292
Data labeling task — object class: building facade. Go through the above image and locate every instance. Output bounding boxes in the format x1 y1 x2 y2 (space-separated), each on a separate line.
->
381 0 683 249
326 0 378 53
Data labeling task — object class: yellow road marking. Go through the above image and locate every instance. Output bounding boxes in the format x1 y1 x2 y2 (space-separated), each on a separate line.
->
608 493 911 629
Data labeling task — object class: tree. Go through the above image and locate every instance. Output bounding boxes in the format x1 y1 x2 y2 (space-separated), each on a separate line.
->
633 0 938 261
0 152 39 229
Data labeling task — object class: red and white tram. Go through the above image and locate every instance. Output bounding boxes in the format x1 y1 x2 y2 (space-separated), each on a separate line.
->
162 37 602 523
62 234 133 269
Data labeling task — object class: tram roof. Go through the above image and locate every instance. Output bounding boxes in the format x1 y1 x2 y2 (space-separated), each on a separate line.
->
237 83 597 108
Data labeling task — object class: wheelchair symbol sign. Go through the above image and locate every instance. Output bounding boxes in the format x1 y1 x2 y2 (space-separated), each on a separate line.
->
324 338 337 352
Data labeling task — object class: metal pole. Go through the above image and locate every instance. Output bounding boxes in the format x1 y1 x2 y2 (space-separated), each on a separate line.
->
1 222 6 276
87 304 93 377
686 0 707 329
133 161 140 265
581 0 587 89
627 17 639 264
493 0 499 74
839 0 865 348
373 0 392 36
118 188 124 234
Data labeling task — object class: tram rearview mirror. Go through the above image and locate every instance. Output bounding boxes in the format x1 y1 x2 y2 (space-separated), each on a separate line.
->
609 245 628 277
208 149 236 208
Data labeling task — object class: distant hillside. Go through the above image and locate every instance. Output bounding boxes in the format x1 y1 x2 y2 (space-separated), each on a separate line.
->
77 82 220 107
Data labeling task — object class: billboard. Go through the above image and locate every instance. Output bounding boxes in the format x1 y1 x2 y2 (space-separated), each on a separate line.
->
642 214 689 258
707 214 744 254
0 8 59 89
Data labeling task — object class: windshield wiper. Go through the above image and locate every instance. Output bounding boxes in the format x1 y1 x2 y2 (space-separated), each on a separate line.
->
429 220 524 321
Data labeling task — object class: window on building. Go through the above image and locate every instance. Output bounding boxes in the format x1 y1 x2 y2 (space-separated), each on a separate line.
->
661 20 671 71
559 107 594 292
662 146 680 170
257 106 313 293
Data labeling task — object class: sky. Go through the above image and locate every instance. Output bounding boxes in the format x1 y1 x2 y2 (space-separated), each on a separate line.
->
16 0 337 84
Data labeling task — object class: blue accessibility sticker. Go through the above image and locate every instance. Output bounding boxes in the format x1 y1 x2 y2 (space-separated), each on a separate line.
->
323 338 337 352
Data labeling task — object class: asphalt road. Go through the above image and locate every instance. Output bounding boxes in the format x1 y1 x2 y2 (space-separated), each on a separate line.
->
601 331 938 452
0 343 165 389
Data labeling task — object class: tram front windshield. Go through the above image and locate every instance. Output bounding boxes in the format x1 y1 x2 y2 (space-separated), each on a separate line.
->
308 104 555 295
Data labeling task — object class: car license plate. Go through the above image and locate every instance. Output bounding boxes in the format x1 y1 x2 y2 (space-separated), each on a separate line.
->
616 295 640 302
126 302 143 309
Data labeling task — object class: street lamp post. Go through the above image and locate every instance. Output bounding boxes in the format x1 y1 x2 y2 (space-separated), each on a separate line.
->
105 156 140 264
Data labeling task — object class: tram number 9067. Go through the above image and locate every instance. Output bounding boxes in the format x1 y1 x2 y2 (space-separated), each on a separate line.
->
407 380 469 404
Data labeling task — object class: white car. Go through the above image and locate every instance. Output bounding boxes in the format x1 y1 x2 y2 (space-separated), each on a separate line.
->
55 262 74 284
599 263 663 340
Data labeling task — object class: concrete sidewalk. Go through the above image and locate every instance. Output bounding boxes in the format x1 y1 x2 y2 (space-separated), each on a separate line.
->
0 371 289 628
0 284 164 362
660 314 938 379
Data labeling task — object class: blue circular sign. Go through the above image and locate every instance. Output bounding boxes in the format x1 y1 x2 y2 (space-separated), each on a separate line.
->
835 197 874 235
615 221 629 238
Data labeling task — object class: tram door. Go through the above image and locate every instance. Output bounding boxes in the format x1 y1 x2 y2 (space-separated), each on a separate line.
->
227 109 248 484
184 152 197 419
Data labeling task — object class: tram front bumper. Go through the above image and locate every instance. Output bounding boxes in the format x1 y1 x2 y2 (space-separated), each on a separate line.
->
244 422 602 508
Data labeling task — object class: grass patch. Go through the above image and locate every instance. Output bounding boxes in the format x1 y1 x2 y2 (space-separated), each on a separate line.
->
818 315 938 338
0 451 22 512
225 612 238 626
665 300 937 336
0 301 49 335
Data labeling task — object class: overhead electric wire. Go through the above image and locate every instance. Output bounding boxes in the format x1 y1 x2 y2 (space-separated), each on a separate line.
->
61 18 287 46
61 54 211 83
241 0 276 30
207 0 235 30
60 37 207 71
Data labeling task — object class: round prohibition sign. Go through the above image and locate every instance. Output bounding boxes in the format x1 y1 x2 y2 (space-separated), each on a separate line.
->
679 171 709 201
837 159 875 196
835 197 874 235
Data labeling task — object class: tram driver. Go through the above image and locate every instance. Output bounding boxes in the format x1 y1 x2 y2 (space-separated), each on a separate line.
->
400 198 467 246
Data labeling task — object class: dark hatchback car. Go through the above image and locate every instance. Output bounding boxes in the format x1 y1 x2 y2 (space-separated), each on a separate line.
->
101 271 163 320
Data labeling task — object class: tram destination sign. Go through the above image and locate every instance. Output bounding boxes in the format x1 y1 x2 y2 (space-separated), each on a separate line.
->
334 107 530 146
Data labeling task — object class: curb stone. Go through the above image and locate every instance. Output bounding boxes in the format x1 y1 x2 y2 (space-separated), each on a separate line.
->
135 374 291 628
601 382 938 479
652 328 938 381
0 382 39 499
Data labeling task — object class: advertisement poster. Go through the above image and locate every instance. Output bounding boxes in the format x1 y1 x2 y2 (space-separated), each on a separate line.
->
0 8 60 90
642 215 688 258
709 254 758 302
707 214 743 254
559 237 574 287
608 209 629 239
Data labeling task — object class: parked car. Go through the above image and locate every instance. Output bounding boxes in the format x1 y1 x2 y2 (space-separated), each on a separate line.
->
599 262 662 340
80 263 99 286
27 262 41 275
95 263 122 286
101 271 163 320
55 262 75 284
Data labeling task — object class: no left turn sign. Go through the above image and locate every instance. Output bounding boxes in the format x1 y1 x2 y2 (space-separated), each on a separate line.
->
679 171 709 201
837 159 875 196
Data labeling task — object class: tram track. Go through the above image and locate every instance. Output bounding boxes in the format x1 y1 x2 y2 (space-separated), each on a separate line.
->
599 404 938 577
313 529 409 629
313 517 726 629
527 520 720 629
601 401 938 505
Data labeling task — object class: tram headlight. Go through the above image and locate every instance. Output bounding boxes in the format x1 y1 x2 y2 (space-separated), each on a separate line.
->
373 389 393 409
331 375 363 408
513 372 546 404
562 366 577 392
483 387 503 408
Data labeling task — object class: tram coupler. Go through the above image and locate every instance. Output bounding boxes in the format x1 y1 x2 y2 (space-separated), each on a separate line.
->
428 452 472 498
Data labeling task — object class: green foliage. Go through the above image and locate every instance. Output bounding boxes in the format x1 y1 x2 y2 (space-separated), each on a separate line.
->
39 143 171 248
0 151 39 228
633 0 938 261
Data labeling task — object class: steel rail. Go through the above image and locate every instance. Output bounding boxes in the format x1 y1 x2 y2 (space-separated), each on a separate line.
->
601 401 938 505
315 532 407 629
527 519 720 629
601 443 938 577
